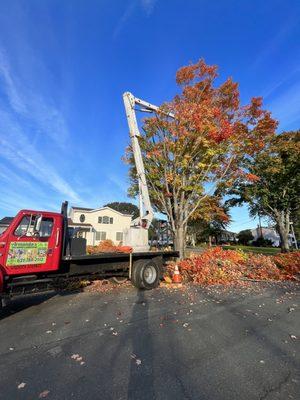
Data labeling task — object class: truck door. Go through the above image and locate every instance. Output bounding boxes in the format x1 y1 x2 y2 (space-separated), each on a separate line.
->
4 213 62 275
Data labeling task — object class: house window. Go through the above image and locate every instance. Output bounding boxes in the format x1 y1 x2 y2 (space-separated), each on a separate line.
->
116 232 123 241
96 231 106 241
80 214 85 222
99 216 113 224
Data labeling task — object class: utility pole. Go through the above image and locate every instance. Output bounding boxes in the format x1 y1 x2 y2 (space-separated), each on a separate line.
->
258 213 263 238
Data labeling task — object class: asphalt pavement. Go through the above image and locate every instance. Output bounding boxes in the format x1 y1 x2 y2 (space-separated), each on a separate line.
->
0 281 299 400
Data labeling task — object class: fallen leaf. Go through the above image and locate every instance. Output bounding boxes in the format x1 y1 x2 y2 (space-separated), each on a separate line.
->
48 346 62 357
39 390 50 398
164 276 172 284
17 383 26 389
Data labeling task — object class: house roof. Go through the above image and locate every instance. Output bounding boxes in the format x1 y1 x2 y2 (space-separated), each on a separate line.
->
221 229 237 235
0 217 14 225
70 206 132 217
67 218 92 228
71 206 93 211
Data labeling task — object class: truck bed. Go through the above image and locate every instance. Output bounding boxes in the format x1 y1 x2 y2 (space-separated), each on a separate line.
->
62 250 178 262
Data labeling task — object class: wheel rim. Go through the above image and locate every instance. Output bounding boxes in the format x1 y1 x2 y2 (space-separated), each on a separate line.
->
112 276 127 284
143 265 157 284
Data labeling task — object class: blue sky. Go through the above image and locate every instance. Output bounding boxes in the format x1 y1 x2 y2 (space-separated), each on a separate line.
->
0 0 299 232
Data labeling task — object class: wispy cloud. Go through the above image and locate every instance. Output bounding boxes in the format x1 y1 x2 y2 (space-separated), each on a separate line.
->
113 0 157 38
262 68 300 99
0 108 82 203
113 1 136 39
0 188 56 215
0 48 69 148
250 17 297 71
141 0 157 15
108 173 129 194
0 42 85 213
267 80 300 128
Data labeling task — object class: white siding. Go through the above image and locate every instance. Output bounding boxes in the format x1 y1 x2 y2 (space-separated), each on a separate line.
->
70 207 132 246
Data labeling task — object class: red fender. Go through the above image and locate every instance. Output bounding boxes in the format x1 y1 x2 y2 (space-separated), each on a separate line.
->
0 268 4 294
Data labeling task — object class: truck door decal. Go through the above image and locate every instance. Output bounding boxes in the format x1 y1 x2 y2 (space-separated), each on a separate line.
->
7 241 48 266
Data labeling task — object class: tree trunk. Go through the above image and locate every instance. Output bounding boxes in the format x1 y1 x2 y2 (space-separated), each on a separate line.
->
208 236 212 247
174 225 186 259
276 211 290 252
278 224 290 252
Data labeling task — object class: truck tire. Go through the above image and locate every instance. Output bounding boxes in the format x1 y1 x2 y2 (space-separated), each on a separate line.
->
110 276 128 285
131 259 160 290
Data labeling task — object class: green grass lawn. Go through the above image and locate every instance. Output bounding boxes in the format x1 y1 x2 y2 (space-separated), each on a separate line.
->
222 245 281 255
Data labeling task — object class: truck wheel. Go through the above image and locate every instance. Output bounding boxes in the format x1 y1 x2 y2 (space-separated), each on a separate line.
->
110 276 128 285
131 259 160 290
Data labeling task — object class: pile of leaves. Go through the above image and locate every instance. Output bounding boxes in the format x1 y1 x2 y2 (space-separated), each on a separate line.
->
179 247 299 285
87 240 132 254
242 254 282 281
273 252 300 277
179 247 245 284
84 279 130 293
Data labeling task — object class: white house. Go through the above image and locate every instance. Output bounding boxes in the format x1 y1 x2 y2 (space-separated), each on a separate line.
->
251 226 280 246
68 206 132 246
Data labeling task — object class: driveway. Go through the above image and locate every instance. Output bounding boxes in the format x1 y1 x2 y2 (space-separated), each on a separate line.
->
0 282 299 399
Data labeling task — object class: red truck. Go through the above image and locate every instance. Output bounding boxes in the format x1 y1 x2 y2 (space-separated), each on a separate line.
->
0 201 178 307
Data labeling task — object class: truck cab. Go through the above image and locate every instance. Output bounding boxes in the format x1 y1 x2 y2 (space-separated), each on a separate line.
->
0 210 63 277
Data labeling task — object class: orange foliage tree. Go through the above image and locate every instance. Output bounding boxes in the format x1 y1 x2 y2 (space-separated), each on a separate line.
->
126 59 277 258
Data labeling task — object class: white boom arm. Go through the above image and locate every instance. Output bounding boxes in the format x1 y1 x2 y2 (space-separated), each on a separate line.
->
123 92 162 229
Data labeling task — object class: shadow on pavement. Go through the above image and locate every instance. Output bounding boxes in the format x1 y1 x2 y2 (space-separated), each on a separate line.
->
109 289 155 400
0 292 56 320
0 289 82 321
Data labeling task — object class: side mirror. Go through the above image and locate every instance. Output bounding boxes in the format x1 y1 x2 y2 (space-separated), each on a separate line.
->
34 214 42 233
